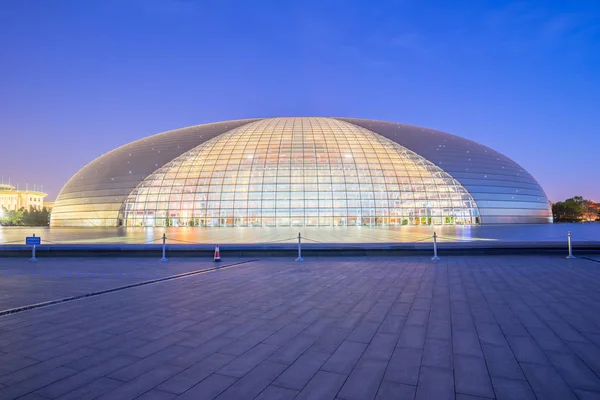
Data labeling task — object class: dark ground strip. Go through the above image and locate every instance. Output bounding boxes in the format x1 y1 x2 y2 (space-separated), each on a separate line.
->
0 259 257 317
582 256 600 264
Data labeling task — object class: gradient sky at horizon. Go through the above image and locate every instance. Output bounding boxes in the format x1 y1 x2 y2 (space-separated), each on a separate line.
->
1 0 599 202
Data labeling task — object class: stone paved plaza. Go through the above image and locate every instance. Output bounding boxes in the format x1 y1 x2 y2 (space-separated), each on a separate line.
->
1 255 600 399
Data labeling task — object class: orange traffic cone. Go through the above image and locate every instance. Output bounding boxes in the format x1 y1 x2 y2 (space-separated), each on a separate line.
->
213 244 221 262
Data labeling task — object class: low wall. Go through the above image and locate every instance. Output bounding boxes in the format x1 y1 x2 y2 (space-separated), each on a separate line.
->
1 242 599 258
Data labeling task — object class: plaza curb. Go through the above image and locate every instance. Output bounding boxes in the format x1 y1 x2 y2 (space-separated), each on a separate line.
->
0 241 599 257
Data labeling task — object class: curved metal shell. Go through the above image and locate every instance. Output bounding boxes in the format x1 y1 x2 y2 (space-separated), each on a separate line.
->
51 117 551 226
50 119 259 226
339 118 551 223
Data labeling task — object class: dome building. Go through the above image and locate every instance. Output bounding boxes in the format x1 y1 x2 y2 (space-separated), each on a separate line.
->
50 117 551 227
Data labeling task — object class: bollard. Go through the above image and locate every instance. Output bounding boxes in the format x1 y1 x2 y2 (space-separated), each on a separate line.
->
30 233 38 262
566 231 576 259
295 232 304 262
431 232 440 261
160 233 168 262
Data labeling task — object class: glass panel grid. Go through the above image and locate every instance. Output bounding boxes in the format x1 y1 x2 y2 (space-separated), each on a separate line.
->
120 118 480 227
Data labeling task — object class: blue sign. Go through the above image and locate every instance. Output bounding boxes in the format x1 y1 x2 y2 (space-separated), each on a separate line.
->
26 236 41 245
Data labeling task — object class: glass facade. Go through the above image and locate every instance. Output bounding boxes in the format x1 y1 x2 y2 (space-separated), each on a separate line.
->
119 118 479 227
340 118 553 223
51 117 552 228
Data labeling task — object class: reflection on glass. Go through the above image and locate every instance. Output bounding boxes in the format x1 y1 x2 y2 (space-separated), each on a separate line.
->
120 118 480 227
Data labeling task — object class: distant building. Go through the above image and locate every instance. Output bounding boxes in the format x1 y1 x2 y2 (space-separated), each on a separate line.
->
0 184 47 211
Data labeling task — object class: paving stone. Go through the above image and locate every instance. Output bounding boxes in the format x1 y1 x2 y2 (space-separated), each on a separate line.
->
421 337 452 370
456 395 495 400
546 350 600 391
321 340 366 375
453 329 483 357
426 319 451 340
384 347 422 386
263 322 308 345
64 342 143 370
481 343 523 380
97 365 183 400
362 333 398 361
129 331 193 358
497 317 530 337
167 337 232 368
387 303 408 317
28 332 115 361
378 315 405 334
136 389 177 399
506 335 549 365
335 311 366 330
0 356 39 375
295 371 347 400
376 381 416 399
12 393 49 400
0 347 95 386
219 329 276 356
527 327 570 352
176 373 237 400
216 361 287 399
476 323 508 347
255 385 299 400
57 377 124 400
158 353 236 394
454 354 494 398
36 354 139 398
452 313 475 331
274 351 329 390
218 343 279 378
2 256 600 400
491 377 535 400
520 363 578 400
574 389 600 400
338 358 388 400
0 366 77 400
406 309 430 327
546 320 591 343
585 333 600 348
415 366 453 400
347 321 380 343
304 317 336 338
310 327 351 354
397 326 426 349
568 342 600 376
268 334 317 365
107 345 189 382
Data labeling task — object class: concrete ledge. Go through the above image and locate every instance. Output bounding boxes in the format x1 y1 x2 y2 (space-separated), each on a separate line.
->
1 242 599 257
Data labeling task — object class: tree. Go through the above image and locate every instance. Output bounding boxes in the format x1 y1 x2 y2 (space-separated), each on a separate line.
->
0 208 24 226
22 206 51 226
552 196 600 222
0 206 50 226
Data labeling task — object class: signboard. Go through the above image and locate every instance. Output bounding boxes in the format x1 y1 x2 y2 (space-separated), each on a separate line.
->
26 236 41 245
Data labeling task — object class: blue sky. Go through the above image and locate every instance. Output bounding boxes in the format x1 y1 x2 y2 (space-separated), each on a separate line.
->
1 0 599 201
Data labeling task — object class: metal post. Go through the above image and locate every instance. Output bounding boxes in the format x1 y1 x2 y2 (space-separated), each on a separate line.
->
295 232 304 262
431 232 440 261
566 231 576 259
160 233 168 262
30 233 37 262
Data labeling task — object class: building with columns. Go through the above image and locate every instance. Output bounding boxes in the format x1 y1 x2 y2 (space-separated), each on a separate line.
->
0 184 47 211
